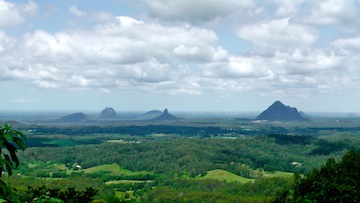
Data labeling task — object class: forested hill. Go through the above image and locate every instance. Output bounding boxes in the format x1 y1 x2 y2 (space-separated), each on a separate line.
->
27 122 360 138
29 125 254 136
20 135 353 176
27 122 306 137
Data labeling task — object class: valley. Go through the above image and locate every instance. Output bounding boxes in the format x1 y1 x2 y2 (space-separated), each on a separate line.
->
2 107 360 202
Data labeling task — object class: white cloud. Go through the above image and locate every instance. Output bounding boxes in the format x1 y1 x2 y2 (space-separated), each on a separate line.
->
306 0 359 25
333 37 360 49
201 56 270 78
69 5 86 17
3 64 59 81
0 31 16 54
272 0 305 17
33 80 58 88
0 0 37 28
238 18 317 50
3 0 360 105
116 16 144 28
2 16 228 94
173 45 228 62
22 16 222 66
196 44 357 97
274 49 345 76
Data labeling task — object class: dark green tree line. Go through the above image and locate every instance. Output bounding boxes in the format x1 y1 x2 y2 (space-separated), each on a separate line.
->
274 150 360 202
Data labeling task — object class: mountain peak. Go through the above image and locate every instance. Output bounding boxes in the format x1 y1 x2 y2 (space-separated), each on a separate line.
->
257 101 306 121
56 112 87 122
272 101 285 107
100 107 117 118
163 108 169 114
150 108 180 121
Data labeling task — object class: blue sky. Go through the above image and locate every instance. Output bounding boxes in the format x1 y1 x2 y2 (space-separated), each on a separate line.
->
1 0 360 112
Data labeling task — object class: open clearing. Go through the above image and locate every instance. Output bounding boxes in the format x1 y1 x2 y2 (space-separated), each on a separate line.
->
81 163 151 176
200 169 255 183
82 163 131 175
262 171 294 178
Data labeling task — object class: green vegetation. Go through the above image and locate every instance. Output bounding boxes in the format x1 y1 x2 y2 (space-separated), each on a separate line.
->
3 117 360 201
274 150 360 202
263 171 294 178
200 169 254 183
0 124 26 201
81 163 132 175
0 124 101 202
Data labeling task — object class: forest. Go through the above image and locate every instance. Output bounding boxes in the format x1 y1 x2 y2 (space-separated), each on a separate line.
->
1 117 360 202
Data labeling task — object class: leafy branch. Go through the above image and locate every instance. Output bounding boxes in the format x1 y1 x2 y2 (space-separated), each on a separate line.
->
0 124 26 198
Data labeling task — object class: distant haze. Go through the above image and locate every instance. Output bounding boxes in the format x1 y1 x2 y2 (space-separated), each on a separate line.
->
1 1 360 112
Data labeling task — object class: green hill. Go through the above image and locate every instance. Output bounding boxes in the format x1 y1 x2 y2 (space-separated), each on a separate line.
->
200 169 255 183
81 163 135 175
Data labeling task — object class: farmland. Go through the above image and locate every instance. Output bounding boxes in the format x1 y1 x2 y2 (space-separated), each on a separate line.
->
2 113 360 202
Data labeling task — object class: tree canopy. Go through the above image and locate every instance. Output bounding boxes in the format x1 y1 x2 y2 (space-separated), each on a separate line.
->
274 150 360 202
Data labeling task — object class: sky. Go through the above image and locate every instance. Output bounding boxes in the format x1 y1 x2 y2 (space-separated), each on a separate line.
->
2 0 360 112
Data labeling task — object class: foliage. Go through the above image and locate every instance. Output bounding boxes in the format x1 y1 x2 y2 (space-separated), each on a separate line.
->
141 177 293 203
7 174 114 202
30 125 238 137
266 134 314 145
20 136 330 177
310 139 349 155
0 124 26 200
21 186 98 203
273 150 360 202
199 169 254 183
14 119 360 201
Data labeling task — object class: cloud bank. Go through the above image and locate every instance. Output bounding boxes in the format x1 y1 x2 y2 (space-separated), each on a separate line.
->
1 0 360 108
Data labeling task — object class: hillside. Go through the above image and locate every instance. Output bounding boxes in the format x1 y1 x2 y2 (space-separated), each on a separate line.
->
201 169 254 183
56 112 87 122
257 101 306 121
100 107 117 119
136 110 163 120
150 109 180 121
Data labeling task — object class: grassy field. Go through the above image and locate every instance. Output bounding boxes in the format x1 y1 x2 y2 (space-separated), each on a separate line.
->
200 169 255 183
81 163 133 175
198 169 294 184
105 180 153 185
262 171 294 178
81 163 152 177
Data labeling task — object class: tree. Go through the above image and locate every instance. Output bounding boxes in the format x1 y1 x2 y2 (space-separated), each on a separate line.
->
273 150 360 203
23 186 98 203
0 124 26 199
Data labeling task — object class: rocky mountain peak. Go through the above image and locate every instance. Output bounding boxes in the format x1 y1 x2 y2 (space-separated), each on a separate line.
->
256 101 306 121
151 108 180 121
100 107 117 118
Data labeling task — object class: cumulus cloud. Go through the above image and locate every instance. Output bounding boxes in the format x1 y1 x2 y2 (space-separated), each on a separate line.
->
201 56 270 79
3 0 360 102
237 18 317 50
305 0 359 25
22 16 223 65
117 16 144 27
196 43 358 98
0 31 16 55
0 0 37 28
333 37 360 50
272 0 305 17
2 16 228 94
142 0 254 22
